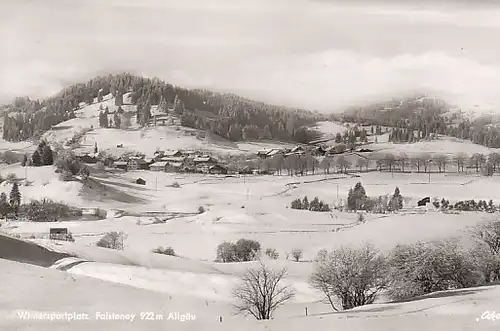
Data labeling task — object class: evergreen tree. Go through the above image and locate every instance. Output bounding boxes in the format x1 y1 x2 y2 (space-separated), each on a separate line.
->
21 154 27 167
94 142 98 154
159 97 169 113
115 91 123 106
42 145 53 165
0 192 9 218
347 188 355 210
114 113 121 128
302 196 309 210
352 182 367 210
31 150 42 166
389 187 403 211
173 95 184 115
9 182 21 216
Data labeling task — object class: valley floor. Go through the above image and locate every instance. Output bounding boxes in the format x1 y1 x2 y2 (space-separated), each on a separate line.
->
1 163 500 330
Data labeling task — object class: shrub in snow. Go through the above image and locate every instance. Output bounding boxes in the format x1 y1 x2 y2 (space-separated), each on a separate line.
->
216 238 261 262
310 243 387 311
152 246 176 256
198 206 205 214
92 208 107 220
265 248 279 260
316 249 328 262
59 170 73 182
55 152 85 176
20 198 82 222
65 231 75 242
94 162 105 171
5 173 17 183
291 248 303 262
469 219 500 283
96 231 126 250
385 239 479 301
171 181 181 188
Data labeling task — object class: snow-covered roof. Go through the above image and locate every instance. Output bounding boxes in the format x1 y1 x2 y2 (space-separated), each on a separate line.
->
164 150 180 156
150 162 168 167
114 161 128 166
193 156 212 162
267 149 284 156
168 162 183 167
160 156 186 162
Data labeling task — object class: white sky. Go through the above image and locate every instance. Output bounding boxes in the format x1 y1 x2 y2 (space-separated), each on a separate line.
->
1 0 500 112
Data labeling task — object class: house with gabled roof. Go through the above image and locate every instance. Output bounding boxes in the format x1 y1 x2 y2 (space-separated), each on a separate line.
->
193 156 217 165
150 161 168 172
164 150 183 157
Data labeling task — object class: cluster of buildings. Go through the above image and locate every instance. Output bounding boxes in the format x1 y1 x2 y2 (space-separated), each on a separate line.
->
255 145 341 159
112 149 228 175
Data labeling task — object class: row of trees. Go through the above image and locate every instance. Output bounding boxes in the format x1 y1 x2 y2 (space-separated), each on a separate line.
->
374 152 499 174
290 196 332 212
222 150 500 178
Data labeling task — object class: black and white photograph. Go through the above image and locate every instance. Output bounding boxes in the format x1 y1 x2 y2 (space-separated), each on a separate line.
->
1 0 500 330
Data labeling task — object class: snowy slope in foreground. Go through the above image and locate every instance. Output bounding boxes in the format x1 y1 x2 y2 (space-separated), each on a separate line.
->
1 258 499 331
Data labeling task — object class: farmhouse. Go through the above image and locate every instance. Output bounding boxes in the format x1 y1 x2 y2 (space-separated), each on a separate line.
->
150 161 168 172
160 156 186 163
163 150 183 157
193 156 217 165
266 149 286 157
209 164 228 175
312 146 328 156
114 161 128 170
75 153 98 164
256 150 271 158
290 146 305 153
166 162 183 172
127 156 148 171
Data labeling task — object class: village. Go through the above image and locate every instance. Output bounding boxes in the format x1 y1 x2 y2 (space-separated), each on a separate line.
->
71 142 374 179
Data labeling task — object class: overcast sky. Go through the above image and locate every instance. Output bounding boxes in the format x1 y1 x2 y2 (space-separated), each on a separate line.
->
1 0 500 112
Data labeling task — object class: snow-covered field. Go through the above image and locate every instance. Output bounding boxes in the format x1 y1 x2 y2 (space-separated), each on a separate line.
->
2 96 500 330
1 158 500 330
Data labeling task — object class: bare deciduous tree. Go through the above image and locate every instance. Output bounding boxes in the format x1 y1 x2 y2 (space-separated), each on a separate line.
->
96 231 126 250
357 158 369 171
335 155 351 174
454 152 467 172
320 157 332 174
433 154 448 173
310 243 387 311
398 153 409 172
232 262 295 320
291 248 303 262
419 153 432 173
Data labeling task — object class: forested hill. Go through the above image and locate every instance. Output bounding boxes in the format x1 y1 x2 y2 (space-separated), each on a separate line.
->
337 95 500 148
2 73 325 143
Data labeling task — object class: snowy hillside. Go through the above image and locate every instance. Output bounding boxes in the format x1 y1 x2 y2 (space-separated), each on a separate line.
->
1 257 498 331
37 93 295 158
